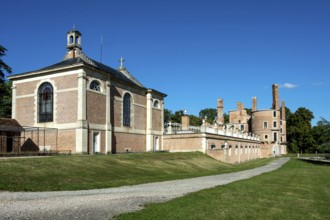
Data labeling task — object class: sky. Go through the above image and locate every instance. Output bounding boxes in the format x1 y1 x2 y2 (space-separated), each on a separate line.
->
2 0 330 125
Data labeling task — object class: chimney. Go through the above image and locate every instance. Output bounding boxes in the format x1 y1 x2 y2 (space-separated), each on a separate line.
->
237 102 244 111
272 84 280 110
217 99 224 125
252 97 257 111
281 100 286 120
181 113 190 130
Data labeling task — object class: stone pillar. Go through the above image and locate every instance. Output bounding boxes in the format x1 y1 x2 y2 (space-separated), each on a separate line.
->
146 91 153 151
105 80 112 154
272 84 280 110
76 71 88 153
11 83 17 119
252 97 257 111
181 115 190 130
217 98 224 125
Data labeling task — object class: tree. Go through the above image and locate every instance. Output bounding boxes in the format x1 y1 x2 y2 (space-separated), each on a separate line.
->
199 108 217 124
0 45 12 118
0 80 12 118
287 107 315 153
312 117 330 153
0 45 12 83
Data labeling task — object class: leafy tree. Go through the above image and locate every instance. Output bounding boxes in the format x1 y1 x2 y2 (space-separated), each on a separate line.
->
164 109 172 123
245 108 252 116
0 45 12 118
189 115 202 126
0 45 12 83
287 107 315 153
223 113 229 124
312 117 330 153
0 80 12 118
199 108 217 124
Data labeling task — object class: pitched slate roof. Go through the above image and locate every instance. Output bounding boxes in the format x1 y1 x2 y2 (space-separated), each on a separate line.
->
0 118 24 132
11 53 144 88
40 53 144 88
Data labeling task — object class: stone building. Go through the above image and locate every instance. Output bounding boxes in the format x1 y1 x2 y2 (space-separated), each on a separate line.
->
163 84 287 163
250 84 287 157
9 29 166 154
0 118 23 153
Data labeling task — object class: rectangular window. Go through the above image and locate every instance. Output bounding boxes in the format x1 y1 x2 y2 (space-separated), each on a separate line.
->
264 134 269 140
273 121 277 128
273 132 278 142
273 111 277 117
240 124 244 131
263 121 268 128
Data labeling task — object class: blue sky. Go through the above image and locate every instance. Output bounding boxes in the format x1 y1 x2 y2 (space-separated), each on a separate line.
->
2 0 330 125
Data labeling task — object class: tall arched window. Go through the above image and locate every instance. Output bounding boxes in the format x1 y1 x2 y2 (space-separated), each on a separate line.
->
123 93 131 127
38 82 53 123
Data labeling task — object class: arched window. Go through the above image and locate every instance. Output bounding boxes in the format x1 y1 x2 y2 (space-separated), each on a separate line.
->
123 93 131 127
75 36 79 44
153 100 160 108
90 80 101 91
69 35 73 44
38 82 53 123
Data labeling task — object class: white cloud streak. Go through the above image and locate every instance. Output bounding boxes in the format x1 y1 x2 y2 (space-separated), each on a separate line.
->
279 83 298 89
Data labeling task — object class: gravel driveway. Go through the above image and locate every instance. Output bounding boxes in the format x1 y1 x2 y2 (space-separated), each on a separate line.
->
0 157 289 220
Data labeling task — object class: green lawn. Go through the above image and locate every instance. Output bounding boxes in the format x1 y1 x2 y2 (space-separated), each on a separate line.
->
0 152 273 192
114 158 330 220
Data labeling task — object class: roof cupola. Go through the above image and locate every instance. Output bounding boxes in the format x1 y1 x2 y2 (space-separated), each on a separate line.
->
64 27 82 59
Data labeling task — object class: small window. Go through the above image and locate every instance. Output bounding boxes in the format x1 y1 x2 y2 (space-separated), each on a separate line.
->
265 134 269 140
123 93 131 127
75 36 79 44
90 80 101 91
240 124 244 131
273 121 277 128
273 111 277 117
153 100 160 108
274 132 278 142
69 35 73 44
263 121 268 128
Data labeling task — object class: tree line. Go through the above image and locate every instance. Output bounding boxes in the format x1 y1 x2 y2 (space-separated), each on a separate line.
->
1 44 329 154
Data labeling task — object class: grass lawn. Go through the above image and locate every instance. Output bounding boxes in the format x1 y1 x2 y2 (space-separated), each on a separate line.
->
0 152 273 192
114 158 330 220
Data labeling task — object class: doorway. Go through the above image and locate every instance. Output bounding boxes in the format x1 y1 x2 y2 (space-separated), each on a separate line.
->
93 132 100 153
6 132 13 152
154 136 159 151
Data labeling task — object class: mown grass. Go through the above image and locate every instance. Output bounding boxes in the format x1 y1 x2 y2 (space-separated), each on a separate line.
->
0 152 273 192
114 158 330 220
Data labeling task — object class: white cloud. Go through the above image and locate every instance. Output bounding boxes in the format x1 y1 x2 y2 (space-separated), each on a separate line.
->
279 83 298 89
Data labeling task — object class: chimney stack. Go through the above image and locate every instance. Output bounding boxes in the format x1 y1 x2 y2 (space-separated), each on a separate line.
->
217 99 224 125
252 97 257 111
281 100 286 120
272 84 280 110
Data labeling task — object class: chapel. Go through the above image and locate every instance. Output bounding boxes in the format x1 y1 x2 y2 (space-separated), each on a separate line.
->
9 28 166 154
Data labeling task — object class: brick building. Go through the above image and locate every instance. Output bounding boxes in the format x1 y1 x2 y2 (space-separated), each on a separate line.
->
163 84 287 163
9 29 166 154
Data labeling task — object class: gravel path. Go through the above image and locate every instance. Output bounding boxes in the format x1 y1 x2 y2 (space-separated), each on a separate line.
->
0 157 289 220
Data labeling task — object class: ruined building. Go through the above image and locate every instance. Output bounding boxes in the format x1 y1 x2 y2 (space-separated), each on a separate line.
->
163 84 287 163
